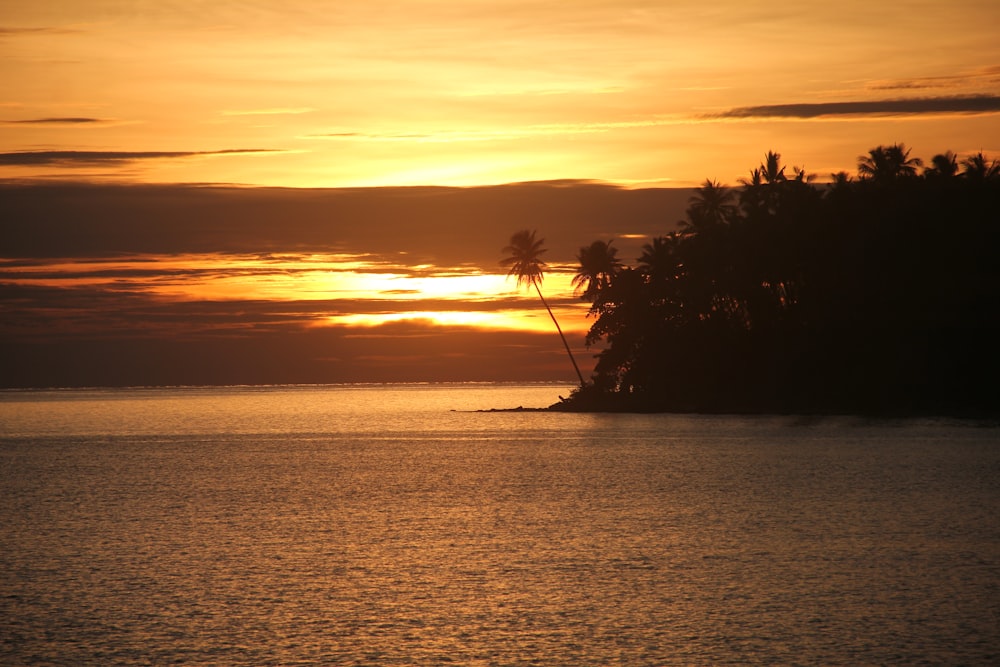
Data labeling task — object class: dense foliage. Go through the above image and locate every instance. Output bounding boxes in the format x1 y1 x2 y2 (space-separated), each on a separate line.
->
560 146 1000 415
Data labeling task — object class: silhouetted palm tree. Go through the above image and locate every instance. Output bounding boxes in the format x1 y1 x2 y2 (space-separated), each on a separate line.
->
926 151 959 178
829 171 853 188
760 151 787 184
857 144 922 182
573 239 622 302
501 229 585 385
791 165 815 183
567 143 1000 415
739 168 763 189
739 153 788 215
683 179 735 232
961 151 1000 181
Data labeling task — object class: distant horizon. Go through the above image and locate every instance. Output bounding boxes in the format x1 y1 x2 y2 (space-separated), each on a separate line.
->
0 380 578 391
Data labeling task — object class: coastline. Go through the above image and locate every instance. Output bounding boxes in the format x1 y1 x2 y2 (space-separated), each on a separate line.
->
479 395 1000 421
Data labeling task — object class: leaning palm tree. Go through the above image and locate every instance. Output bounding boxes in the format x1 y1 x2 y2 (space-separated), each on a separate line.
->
501 229 585 386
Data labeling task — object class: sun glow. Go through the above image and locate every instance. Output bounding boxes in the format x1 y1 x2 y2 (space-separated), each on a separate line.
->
2 253 590 334
327 310 527 330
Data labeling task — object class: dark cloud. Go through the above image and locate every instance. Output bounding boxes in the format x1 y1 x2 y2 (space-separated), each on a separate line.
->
3 117 111 125
0 282 590 387
0 181 689 265
0 149 279 166
867 67 1000 91
2 324 587 387
0 26 82 36
0 276 567 345
711 95 1000 119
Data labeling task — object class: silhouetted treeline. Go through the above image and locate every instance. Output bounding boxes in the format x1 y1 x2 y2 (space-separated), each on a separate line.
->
560 145 1000 416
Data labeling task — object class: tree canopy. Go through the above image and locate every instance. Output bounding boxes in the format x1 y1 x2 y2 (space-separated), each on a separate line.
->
557 144 1000 416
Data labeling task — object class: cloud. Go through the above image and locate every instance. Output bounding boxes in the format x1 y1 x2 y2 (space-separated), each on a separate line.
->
0 149 281 166
0 278 591 387
0 181 690 264
711 95 1000 119
867 66 1000 91
0 310 587 386
0 26 82 36
2 117 112 125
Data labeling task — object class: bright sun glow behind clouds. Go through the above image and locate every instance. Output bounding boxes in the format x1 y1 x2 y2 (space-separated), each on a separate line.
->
4 253 589 334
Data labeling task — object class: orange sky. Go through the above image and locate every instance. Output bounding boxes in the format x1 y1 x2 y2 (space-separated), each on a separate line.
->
2 1 999 188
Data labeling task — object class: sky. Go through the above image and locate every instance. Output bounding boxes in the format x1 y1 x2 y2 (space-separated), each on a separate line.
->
2 1 1000 387
3 0 999 188
1 182 688 386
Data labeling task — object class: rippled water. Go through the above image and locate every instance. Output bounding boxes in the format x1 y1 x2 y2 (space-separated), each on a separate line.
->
2 385 998 665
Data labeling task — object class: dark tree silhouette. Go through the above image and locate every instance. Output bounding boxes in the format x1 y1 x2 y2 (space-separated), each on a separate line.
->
572 239 622 303
501 229 585 386
961 151 1000 181
637 233 684 283
926 151 959 178
760 151 787 184
556 145 1000 416
739 151 792 215
857 143 923 182
682 179 735 232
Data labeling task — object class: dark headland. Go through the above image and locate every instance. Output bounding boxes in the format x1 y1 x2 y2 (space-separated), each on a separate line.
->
500 146 1000 419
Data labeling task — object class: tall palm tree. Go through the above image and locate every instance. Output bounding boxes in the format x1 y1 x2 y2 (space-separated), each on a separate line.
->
760 151 787 184
737 152 787 216
501 229 585 385
572 239 622 302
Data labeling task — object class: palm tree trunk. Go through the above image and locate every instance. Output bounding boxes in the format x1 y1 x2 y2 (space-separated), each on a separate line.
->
534 282 585 386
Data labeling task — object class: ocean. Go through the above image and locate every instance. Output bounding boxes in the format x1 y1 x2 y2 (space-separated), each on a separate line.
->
1 384 998 665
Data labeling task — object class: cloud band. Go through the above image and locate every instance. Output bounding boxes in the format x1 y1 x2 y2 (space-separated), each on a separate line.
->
0 149 279 166
712 95 1000 119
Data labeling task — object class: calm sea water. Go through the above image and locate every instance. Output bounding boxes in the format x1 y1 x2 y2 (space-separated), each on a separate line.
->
1 384 998 666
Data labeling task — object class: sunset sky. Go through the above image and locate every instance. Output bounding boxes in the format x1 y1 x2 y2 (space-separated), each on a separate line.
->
3 1 1000 387
3 0 999 188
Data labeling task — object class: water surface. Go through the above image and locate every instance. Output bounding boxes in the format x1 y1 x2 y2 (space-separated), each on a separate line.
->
2 385 998 665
